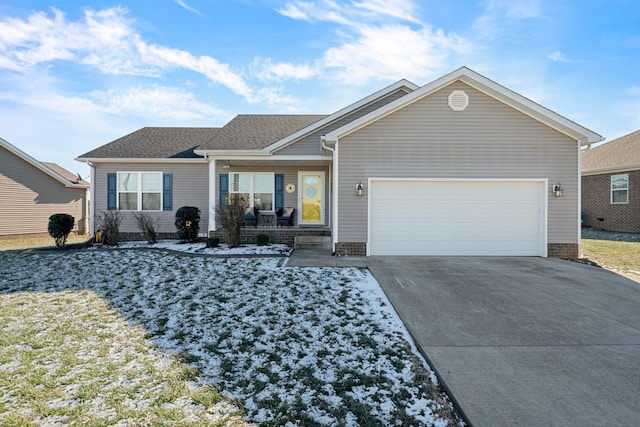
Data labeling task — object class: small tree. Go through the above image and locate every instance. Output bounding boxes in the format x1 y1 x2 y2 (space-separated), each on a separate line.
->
132 211 160 244
215 204 244 247
99 210 122 246
175 206 200 242
48 214 75 249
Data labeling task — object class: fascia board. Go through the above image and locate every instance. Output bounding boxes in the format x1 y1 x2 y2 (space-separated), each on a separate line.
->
193 150 269 157
75 157 207 164
324 66 604 144
581 164 640 176
1 137 85 188
266 79 419 153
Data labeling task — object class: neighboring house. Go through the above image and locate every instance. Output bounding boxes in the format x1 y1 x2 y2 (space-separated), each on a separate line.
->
1 137 90 236
77 67 603 258
581 130 640 232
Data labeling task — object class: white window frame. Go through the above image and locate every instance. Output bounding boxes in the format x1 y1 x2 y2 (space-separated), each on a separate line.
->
611 174 629 204
229 172 275 211
117 171 163 211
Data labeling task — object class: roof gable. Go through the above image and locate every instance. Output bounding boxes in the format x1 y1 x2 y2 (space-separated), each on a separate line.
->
266 79 418 154
1 137 88 188
324 67 603 145
582 129 640 174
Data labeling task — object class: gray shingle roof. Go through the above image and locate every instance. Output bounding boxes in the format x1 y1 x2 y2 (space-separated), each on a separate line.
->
78 127 220 159
78 115 327 159
197 115 327 150
582 130 640 172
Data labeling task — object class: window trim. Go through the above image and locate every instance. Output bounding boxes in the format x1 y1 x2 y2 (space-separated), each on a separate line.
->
611 173 629 204
117 171 164 211
228 172 275 211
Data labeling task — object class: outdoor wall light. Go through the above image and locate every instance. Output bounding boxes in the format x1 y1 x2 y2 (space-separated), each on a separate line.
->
355 182 364 196
553 183 563 197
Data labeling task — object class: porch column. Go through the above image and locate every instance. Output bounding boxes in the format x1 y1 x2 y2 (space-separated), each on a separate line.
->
208 157 216 233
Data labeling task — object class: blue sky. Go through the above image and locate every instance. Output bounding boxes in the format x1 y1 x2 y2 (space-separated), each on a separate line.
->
1 0 639 177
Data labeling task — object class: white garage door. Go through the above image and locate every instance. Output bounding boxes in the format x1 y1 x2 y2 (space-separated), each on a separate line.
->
369 180 546 256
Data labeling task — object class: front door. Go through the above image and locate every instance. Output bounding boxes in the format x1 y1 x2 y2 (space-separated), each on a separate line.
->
299 172 324 225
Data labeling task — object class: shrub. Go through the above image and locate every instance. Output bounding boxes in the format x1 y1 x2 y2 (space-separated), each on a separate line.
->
99 210 122 246
256 234 269 246
132 211 160 244
206 237 220 248
175 206 201 242
48 214 75 249
215 205 244 248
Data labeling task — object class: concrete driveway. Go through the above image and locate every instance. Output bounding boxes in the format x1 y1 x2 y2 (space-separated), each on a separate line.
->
366 256 640 427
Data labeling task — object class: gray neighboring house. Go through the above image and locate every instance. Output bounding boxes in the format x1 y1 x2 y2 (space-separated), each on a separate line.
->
1 137 89 236
77 67 603 257
581 130 640 232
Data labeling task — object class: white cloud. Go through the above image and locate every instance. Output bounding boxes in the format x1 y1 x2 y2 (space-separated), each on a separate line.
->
628 86 640 96
474 0 542 39
275 1 467 85
547 50 568 62
175 0 203 16
252 58 317 82
321 24 468 83
0 7 255 101
90 86 227 120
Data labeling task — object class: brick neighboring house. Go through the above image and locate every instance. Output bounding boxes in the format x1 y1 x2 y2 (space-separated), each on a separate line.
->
582 130 640 232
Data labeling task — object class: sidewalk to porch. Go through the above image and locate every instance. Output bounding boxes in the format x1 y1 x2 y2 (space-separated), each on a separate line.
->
286 249 367 267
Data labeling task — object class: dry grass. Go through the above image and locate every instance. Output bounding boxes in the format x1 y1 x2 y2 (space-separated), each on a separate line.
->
581 239 640 273
0 233 89 252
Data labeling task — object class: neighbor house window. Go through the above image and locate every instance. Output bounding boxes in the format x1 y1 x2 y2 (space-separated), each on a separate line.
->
611 174 628 204
229 172 274 210
118 172 162 210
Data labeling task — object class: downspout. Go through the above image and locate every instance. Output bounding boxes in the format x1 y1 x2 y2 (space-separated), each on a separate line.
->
321 136 338 251
89 162 95 236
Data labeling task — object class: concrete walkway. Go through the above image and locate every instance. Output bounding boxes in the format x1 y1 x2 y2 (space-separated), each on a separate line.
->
287 250 640 426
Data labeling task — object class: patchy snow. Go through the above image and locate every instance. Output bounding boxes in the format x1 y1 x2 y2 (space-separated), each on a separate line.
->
1 242 462 426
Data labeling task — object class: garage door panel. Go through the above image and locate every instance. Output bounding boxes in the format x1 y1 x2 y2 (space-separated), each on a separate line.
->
370 180 544 256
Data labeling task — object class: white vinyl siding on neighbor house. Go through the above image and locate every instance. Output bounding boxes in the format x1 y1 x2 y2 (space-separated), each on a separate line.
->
611 174 628 204
369 180 546 256
336 81 579 247
0 145 88 236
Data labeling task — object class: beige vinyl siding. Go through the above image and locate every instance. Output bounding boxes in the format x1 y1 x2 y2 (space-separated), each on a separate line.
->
275 89 410 156
216 164 331 226
93 163 208 234
337 81 579 244
0 147 88 236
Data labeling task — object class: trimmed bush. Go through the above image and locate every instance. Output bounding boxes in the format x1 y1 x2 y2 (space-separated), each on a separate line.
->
256 234 269 246
132 211 160 244
48 214 75 249
206 237 220 248
175 206 200 242
99 210 122 246
215 205 244 248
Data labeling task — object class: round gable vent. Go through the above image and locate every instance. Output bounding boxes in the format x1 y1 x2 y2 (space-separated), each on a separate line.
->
448 90 469 111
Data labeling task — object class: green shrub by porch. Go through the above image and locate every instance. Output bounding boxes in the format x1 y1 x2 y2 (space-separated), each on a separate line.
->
48 214 75 249
175 206 200 242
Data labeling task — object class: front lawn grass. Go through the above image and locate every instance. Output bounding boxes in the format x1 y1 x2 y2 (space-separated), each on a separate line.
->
582 239 640 273
0 289 247 426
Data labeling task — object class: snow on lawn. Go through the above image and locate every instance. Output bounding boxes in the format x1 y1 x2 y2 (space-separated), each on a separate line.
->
1 244 460 426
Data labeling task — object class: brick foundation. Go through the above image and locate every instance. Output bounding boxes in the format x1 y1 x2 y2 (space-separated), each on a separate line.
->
334 242 367 256
210 227 331 245
547 243 579 259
